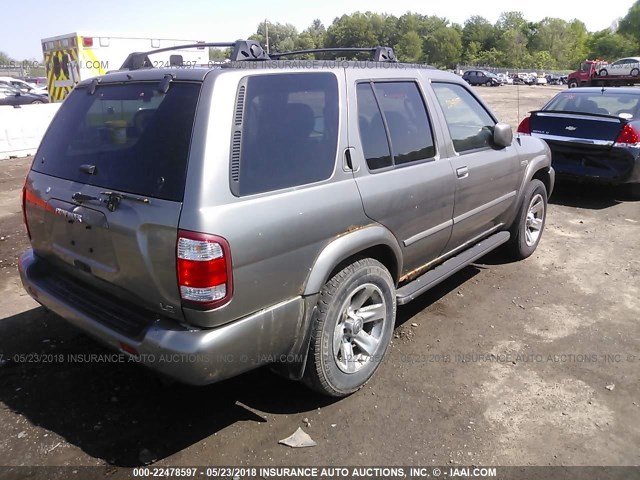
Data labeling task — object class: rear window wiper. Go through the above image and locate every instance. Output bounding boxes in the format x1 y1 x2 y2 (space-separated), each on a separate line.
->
72 192 100 203
100 191 150 212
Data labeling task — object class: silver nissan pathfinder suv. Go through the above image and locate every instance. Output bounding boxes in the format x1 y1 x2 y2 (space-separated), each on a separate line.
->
19 41 553 396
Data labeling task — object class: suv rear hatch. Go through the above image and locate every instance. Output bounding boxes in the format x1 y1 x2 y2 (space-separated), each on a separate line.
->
23 80 202 331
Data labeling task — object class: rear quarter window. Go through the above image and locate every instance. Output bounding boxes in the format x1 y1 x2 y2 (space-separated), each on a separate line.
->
33 82 201 202
234 73 339 196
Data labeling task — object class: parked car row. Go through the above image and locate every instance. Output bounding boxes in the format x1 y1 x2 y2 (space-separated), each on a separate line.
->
462 71 569 86
0 84 49 105
0 77 48 95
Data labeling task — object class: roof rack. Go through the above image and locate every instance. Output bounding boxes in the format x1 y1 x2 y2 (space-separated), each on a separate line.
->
270 47 397 62
119 40 269 70
119 42 398 71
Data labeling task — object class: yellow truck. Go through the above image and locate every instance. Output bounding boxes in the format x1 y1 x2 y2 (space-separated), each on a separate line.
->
41 33 208 101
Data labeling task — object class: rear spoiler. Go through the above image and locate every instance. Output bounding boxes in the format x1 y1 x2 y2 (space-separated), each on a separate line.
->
530 110 627 123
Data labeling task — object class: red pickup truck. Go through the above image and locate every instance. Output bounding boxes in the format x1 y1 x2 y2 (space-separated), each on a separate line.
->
568 60 640 88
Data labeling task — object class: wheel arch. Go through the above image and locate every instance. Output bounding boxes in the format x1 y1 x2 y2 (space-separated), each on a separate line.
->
532 166 553 197
303 225 403 296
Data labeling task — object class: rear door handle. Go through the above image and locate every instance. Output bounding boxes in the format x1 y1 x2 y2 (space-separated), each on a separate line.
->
456 166 469 178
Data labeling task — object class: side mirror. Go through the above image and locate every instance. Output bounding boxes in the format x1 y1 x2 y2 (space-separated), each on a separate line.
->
493 122 513 148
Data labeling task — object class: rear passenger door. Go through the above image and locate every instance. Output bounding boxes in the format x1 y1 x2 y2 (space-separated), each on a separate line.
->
345 71 456 275
430 82 521 253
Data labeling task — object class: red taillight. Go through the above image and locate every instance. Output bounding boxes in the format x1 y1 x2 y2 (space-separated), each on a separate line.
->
517 116 531 135
82 36 93 47
177 230 232 310
22 185 31 240
615 124 640 146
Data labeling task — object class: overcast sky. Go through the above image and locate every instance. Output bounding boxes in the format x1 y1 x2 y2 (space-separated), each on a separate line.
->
1 0 636 59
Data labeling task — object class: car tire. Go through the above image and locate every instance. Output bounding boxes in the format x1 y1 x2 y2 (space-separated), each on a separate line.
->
506 179 548 260
599 69 608 76
568 79 578 88
302 258 396 397
31 100 43 104
631 68 640 77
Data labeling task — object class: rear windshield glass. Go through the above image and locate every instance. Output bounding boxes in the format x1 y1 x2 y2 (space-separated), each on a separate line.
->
545 92 640 119
33 82 201 202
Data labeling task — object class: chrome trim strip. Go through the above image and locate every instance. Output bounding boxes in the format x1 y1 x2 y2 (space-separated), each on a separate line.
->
404 219 453 247
532 133 613 146
535 112 621 123
454 191 516 224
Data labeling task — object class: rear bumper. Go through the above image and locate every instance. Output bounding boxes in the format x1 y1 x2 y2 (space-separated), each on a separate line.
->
547 142 640 185
18 250 305 385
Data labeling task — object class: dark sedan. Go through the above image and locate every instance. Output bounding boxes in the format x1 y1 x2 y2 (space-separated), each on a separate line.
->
462 70 501 86
0 85 49 106
517 87 640 195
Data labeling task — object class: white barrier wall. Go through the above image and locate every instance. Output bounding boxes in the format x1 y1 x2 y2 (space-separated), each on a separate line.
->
0 103 61 160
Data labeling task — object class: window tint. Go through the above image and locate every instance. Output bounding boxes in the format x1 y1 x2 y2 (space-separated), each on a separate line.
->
373 82 435 165
238 73 338 196
33 82 201 201
432 83 495 153
356 81 435 170
356 83 392 170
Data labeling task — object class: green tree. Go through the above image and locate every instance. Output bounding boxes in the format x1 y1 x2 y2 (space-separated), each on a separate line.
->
588 29 638 60
209 48 230 61
325 12 378 48
395 31 423 63
250 22 299 53
567 20 591 68
462 41 481 65
462 16 496 51
617 0 640 45
303 19 326 49
0 51 12 65
531 50 556 70
495 11 528 32
496 28 529 67
424 26 462 68
476 47 506 67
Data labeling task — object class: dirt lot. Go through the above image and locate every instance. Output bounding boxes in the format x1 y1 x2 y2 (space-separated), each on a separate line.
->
0 85 638 472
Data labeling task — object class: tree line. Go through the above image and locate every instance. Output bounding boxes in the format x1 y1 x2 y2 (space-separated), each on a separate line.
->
238 3 640 70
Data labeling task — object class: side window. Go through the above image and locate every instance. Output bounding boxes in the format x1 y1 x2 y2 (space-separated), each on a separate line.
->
237 73 339 196
356 81 435 170
432 82 495 153
373 82 435 165
356 83 392 170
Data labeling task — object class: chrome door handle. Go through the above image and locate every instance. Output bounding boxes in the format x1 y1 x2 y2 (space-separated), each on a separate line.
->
456 166 469 178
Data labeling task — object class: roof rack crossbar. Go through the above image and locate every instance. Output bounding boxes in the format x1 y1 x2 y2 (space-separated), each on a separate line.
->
269 47 397 62
119 40 270 70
